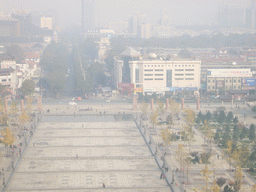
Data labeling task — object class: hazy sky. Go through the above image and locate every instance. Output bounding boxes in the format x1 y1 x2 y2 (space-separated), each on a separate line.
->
3 0 251 28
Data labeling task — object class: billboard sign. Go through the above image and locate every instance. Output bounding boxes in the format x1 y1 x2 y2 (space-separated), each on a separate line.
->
167 87 198 91
242 78 256 90
118 83 134 93
207 69 252 78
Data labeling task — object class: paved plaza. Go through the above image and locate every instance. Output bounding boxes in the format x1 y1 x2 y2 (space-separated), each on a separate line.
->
5 115 171 191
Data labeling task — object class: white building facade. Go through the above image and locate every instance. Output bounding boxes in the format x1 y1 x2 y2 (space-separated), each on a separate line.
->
129 60 201 94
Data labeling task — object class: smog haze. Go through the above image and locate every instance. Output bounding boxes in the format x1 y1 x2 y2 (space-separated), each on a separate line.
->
3 0 251 28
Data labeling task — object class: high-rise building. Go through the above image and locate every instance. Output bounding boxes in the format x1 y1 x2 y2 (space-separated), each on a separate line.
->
246 0 256 29
41 17 53 30
11 13 33 36
138 24 151 39
218 4 247 28
82 0 96 32
0 17 20 37
128 13 146 36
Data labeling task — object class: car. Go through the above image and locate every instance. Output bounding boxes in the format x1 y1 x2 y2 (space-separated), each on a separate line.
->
69 102 77 106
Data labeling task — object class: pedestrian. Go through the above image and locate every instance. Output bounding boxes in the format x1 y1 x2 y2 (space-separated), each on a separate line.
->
217 155 219 159
160 173 163 179
103 183 105 188
163 174 165 180
176 168 178 172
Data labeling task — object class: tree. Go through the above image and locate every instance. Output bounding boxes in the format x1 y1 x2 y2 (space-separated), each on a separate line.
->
18 110 30 128
140 102 149 117
225 125 230 133
40 41 68 96
182 124 194 151
178 49 192 58
1 127 15 147
252 106 256 113
224 185 234 192
160 127 175 151
6 44 25 63
226 111 234 123
233 117 239 124
10 101 18 118
213 111 218 121
201 165 213 192
26 96 34 115
218 111 226 124
184 108 195 126
240 127 247 140
169 99 180 124
150 109 158 131
216 177 227 188
156 100 165 117
176 144 187 179
206 111 212 121
249 124 255 142
214 132 220 142
233 125 239 142
197 111 203 120
20 79 35 96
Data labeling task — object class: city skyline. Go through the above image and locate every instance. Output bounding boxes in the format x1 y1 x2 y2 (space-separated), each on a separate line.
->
2 0 252 28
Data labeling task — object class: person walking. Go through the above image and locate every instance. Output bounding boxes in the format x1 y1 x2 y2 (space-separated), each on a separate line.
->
160 173 163 179
103 183 105 188
163 174 165 180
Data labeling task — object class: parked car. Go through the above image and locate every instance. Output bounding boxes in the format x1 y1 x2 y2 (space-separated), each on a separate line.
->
69 102 77 106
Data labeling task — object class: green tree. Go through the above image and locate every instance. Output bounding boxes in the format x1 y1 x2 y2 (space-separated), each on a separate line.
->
240 127 247 140
233 117 239 124
218 111 226 124
213 111 218 121
249 124 255 142
20 79 35 96
6 44 25 63
40 41 68 96
178 49 192 58
226 111 234 123
206 111 212 121
224 185 234 192
216 177 227 188
252 106 256 113
225 125 230 133
233 125 239 142
214 132 220 142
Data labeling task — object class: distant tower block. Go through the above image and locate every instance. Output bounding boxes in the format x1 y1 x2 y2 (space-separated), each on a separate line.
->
21 100 24 111
132 94 138 111
37 96 42 112
181 98 184 110
151 98 154 110
166 98 169 110
5 99 7 112
197 98 200 110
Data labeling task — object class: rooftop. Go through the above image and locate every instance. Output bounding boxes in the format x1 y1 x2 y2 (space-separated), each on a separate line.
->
120 47 141 57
